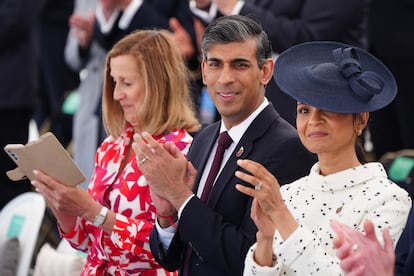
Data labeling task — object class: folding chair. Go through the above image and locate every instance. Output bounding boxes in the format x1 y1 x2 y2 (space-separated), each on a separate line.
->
0 192 45 276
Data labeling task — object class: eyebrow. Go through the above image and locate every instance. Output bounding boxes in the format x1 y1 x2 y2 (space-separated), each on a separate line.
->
206 57 252 63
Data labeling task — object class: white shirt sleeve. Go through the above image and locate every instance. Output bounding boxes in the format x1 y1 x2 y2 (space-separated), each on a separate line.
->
155 219 178 252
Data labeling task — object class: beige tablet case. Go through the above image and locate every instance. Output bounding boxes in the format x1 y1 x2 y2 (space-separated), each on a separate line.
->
4 132 85 186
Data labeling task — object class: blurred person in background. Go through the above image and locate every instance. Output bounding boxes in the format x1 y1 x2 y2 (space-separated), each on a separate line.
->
332 207 414 275
64 0 101 188
367 0 414 159
331 219 395 276
34 0 80 148
0 0 43 209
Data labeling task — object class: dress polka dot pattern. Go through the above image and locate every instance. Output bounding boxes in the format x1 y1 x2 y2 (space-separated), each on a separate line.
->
244 162 411 275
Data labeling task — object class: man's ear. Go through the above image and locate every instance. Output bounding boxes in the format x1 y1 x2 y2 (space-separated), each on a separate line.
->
261 58 275 86
201 59 207 85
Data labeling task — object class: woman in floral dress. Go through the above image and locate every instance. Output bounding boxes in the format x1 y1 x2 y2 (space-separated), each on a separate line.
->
32 30 200 275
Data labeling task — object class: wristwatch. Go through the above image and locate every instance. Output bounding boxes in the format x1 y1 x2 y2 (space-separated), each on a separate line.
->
93 206 108 227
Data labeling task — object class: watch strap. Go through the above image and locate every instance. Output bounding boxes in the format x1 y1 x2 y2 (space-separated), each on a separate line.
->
93 206 108 227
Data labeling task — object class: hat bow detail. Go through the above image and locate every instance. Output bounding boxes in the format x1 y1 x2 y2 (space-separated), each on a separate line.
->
333 47 384 102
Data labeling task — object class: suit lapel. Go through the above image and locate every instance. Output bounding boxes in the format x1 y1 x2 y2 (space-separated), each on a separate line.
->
190 123 221 194
208 105 279 207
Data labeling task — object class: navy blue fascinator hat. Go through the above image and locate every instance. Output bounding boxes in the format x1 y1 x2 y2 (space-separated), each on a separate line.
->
274 41 397 113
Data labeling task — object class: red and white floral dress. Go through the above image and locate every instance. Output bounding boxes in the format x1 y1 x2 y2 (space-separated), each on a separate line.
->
62 125 192 275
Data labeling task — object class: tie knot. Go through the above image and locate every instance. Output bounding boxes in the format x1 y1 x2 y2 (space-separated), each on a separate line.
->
218 131 233 149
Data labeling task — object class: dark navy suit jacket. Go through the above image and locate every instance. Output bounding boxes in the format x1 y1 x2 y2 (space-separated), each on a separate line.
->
396 206 414 276
150 104 316 276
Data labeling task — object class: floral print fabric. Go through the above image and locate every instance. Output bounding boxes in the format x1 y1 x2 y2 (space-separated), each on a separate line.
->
62 125 192 275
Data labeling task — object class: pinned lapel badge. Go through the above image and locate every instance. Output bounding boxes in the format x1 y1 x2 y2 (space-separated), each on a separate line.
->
336 202 344 214
236 146 244 157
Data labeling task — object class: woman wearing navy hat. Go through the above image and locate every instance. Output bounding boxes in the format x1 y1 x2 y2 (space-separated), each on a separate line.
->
235 41 411 275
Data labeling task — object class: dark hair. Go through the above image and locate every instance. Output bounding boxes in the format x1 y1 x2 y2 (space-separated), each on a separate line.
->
353 114 368 164
356 134 367 163
201 15 272 68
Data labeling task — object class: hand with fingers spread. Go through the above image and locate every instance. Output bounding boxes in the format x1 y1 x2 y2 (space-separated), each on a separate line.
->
331 219 395 276
169 17 195 59
235 159 298 240
235 159 281 238
133 132 195 210
235 159 299 267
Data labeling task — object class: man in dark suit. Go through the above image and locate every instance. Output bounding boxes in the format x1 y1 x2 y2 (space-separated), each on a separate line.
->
396 207 414 275
133 15 315 276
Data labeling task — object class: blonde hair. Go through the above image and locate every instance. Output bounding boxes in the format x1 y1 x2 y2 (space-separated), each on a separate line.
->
102 29 200 137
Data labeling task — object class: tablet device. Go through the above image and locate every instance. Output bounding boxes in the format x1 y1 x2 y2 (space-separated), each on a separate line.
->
4 132 85 186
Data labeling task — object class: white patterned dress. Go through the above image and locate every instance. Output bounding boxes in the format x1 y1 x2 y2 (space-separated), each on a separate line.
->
244 162 411 276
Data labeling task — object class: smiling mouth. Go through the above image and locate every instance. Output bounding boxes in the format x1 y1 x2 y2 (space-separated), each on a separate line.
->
218 92 237 97
308 132 327 138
